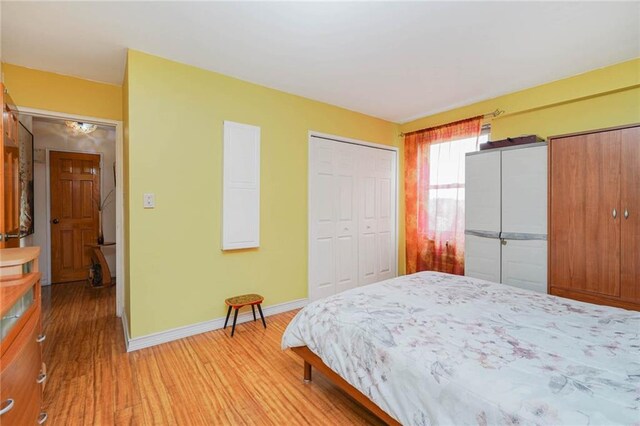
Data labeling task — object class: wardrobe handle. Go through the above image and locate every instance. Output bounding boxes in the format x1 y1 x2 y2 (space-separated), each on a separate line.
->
624 209 629 219
36 372 47 384
0 399 14 415
36 334 46 343
612 208 617 219
38 412 48 424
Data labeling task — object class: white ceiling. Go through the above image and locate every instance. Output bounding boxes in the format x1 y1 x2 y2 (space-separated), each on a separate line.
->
2 2 639 122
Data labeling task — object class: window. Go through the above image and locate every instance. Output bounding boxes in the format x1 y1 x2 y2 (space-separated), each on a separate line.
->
426 126 489 241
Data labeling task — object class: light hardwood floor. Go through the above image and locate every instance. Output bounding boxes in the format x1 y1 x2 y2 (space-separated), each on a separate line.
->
41 282 383 425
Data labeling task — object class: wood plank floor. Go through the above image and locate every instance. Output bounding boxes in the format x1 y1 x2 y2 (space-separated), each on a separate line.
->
41 282 383 425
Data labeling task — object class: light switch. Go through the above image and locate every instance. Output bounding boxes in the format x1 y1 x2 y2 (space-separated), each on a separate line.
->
143 193 155 208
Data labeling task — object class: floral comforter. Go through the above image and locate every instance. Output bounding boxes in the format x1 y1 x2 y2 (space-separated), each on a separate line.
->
282 272 640 425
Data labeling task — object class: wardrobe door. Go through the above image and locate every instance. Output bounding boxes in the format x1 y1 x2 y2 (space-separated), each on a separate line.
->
620 127 640 303
465 234 501 283
465 151 501 235
501 145 547 293
550 131 621 297
502 239 547 293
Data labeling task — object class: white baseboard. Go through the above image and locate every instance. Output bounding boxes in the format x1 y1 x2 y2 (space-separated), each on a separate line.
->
121 298 308 352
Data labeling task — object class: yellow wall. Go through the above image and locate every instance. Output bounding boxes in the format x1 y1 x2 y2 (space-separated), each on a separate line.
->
125 50 402 338
1 63 122 121
401 58 640 139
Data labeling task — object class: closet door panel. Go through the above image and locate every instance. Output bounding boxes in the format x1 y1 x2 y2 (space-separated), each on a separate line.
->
358 151 379 286
502 146 547 235
376 151 396 281
334 144 358 294
309 140 337 301
464 235 501 283
620 127 640 303
550 132 621 297
502 239 547 293
465 151 501 233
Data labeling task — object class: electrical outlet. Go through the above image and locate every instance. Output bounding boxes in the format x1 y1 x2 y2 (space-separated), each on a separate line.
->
143 193 155 209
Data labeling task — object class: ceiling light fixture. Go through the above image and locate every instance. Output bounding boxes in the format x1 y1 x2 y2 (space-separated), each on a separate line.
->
65 121 98 134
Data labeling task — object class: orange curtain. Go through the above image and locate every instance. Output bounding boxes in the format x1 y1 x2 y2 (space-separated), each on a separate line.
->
404 116 482 275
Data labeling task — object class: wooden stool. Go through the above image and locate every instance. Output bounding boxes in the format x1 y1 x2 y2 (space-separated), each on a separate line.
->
224 294 266 337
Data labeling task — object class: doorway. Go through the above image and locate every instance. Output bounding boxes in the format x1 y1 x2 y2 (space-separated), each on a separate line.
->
16 108 124 316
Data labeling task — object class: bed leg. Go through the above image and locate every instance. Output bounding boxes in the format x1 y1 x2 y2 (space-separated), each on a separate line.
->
303 361 312 383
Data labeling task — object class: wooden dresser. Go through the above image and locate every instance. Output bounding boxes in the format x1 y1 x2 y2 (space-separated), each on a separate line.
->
0 247 47 424
549 124 640 310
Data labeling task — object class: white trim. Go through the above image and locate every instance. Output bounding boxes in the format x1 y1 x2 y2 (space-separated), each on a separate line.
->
121 308 131 352
308 130 399 153
307 131 400 302
124 298 308 352
45 148 104 286
16 106 125 317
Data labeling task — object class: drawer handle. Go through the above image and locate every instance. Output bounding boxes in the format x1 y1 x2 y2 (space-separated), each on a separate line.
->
0 399 14 415
37 372 47 384
38 412 48 424
36 334 46 343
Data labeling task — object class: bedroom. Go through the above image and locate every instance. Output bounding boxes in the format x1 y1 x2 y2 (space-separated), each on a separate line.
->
0 1 638 425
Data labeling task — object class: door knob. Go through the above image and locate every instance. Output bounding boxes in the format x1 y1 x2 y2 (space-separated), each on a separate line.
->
624 209 629 219
612 209 617 219
52 218 59 224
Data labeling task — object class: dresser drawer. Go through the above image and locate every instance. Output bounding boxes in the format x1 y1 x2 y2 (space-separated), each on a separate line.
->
0 309 43 425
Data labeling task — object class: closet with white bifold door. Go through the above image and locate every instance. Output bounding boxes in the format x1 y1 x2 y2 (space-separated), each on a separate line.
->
309 135 397 302
464 143 548 292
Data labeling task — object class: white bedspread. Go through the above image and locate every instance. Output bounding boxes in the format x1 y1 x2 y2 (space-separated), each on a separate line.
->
282 272 640 425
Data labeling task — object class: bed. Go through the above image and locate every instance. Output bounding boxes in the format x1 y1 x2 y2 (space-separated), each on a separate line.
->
282 272 640 425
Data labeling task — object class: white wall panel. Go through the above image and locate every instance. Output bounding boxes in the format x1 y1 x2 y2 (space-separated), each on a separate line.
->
222 121 260 250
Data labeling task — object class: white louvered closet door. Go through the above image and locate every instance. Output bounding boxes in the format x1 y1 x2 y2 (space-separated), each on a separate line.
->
309 137 397 302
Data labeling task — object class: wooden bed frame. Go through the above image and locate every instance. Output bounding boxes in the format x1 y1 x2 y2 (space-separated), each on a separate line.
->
291 346 401 426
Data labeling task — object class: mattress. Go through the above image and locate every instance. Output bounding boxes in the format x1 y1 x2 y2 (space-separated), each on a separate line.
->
282 272 640 425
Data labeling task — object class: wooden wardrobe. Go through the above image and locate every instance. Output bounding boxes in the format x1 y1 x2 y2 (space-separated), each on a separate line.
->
549 124 639 310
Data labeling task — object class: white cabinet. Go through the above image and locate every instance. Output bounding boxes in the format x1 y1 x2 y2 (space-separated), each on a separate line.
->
309 136 397 301
465 144 548 293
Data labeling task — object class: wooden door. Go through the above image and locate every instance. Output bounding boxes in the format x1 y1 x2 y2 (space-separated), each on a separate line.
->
1 84 20 248
620 127 640 303
50 151 101 283
549 130 621 297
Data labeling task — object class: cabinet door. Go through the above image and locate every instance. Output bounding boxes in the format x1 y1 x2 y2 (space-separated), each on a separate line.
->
502 145 547 235
501 239 547 293
550 131 621 297
620 127 640 303
464 234 501 283
0 312 42 426
465 151 501 234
